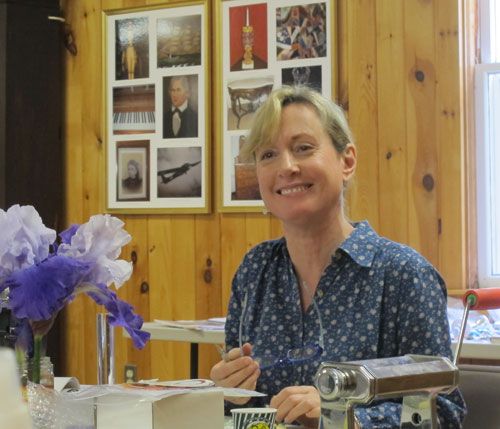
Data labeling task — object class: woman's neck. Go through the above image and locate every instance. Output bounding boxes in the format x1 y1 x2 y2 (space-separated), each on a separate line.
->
284 216 354 309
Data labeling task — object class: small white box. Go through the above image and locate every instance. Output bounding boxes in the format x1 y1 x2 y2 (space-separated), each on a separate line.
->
95 389 224 429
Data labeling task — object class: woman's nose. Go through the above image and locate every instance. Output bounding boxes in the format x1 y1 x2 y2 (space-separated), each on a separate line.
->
278 151 299 176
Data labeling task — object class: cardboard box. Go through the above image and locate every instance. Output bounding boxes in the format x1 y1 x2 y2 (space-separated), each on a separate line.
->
95 389 225 429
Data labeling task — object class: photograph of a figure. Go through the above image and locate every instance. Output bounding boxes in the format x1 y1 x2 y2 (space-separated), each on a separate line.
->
276 3 327 61
113 85 155 134
115 17 149 80
281 65 322 92
157 147 202 198
117 141 149 201
229 3 268 72
157 15 202 68
163 75 199 139
231 135 260 201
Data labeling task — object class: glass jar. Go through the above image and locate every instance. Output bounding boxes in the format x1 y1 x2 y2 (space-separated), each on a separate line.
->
39 356 54 389
27 356 54 389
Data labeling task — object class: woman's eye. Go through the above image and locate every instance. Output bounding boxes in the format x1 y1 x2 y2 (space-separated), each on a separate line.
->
296 144 313 152
259 150 275 161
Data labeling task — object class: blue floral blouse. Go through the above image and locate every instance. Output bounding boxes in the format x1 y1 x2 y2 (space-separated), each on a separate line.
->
225 221 466 428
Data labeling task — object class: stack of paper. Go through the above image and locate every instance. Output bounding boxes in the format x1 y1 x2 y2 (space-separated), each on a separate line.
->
154 317 226 331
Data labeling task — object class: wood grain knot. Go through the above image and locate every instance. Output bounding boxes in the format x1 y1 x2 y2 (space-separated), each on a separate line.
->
386 151 392 160
140 282 149 294
415 70 425 82
203 269 212 283
131 250 137 264
422 174 435 191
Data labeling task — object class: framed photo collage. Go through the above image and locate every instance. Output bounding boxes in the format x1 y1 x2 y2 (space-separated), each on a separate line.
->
104 0 334 213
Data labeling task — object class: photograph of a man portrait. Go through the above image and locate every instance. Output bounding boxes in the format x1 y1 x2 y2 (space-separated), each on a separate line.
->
115 17 149 80
282 65 322 92
117 141 149 201
229 3 268 72
162 75 199 139
157 15 202 68
157 147 202 198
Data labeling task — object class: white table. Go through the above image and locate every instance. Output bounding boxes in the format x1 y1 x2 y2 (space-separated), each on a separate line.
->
452 340 500 360
125 322 225 378
125 324 500 377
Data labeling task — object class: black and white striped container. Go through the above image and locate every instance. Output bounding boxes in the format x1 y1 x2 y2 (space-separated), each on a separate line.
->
231 407 277 429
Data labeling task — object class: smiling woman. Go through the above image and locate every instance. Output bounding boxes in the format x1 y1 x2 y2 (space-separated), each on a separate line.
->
210 86 466 428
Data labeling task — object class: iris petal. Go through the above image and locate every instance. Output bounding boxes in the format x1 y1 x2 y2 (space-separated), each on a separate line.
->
4 255 90 321
84 283 150 349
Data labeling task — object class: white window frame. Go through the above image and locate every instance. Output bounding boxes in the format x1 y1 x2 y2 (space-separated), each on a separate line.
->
476 63 500 287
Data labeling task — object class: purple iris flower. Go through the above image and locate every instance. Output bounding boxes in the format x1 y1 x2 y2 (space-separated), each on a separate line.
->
86 284 150 349
1 255 91 321
59 224 79 245
0 208 150 352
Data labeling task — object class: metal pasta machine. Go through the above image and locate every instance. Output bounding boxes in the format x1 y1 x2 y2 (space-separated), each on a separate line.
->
314 288 500 428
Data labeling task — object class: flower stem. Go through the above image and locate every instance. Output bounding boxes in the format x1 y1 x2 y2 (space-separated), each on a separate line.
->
32 335 43 384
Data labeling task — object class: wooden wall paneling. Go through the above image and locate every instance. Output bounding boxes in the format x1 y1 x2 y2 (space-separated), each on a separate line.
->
404 0 439 266
220 214 248 311
270 215 283 239
79 0 105 385
147 216 174 382
245 213 272 250
148 216 195 380
195 214 222 378
435 0 466 289
60 0 86 380
61 0 105 383
346 0 380 228
375 0 408 244
336 0 348 108
115 216 151 382
59 0 467 383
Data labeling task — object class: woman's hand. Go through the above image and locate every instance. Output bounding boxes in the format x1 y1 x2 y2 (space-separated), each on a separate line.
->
210 342 260 405
270 386 320 428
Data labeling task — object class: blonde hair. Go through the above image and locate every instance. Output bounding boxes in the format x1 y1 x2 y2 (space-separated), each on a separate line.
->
242 86 354 161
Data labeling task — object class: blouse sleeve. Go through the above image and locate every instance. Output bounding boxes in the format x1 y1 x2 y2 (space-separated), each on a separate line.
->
353 256 466 428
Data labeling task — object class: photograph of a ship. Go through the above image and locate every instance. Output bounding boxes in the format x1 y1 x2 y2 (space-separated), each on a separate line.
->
157 15 202 68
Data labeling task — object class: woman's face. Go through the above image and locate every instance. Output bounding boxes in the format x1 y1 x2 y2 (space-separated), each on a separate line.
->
255 103 356 227
128 163 138 178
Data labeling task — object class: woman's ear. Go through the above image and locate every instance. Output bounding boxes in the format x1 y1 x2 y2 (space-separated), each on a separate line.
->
342 144 357 181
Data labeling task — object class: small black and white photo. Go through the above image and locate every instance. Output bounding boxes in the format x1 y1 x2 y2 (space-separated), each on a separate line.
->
157 147 202 198
117 141 149 201
281 65 322 92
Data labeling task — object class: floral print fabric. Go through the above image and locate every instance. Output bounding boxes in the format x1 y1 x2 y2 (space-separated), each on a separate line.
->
225 221 465 428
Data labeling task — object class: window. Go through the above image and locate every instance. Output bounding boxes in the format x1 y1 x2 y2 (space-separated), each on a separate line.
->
476 0 500 287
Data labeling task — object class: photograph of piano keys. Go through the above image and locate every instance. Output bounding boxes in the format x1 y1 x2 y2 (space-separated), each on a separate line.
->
113 85 155 135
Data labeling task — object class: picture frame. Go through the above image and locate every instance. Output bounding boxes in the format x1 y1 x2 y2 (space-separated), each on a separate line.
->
104 1 211 213
215 0 336 212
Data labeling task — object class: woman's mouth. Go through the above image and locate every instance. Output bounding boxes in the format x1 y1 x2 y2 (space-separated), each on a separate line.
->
277 184 312 195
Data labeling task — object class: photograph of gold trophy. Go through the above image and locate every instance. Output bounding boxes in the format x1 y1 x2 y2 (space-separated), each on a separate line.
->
241 8 254 69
